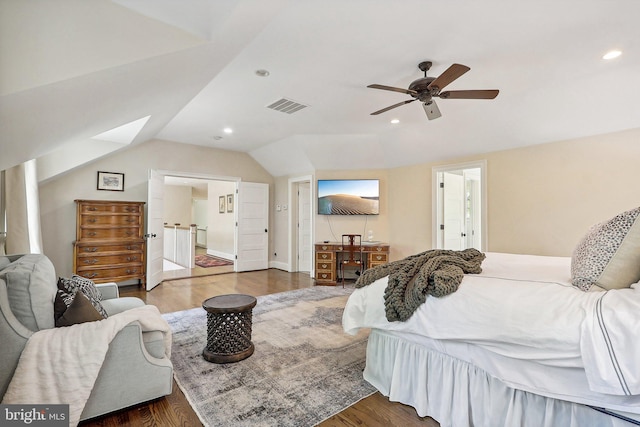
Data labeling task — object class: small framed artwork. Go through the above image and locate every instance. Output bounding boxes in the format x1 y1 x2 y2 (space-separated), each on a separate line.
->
219 196 226 213
97 171 125 191
227 194 234 213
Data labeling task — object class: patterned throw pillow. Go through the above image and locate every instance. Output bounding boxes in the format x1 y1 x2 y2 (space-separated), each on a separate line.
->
55 292 104 327
571 207 640 291
57 275 108 318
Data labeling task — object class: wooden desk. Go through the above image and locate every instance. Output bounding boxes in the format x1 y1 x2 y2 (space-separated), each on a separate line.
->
314 241 390 285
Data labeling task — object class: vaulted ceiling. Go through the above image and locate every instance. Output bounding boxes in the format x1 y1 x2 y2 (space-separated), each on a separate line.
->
2 1 639 177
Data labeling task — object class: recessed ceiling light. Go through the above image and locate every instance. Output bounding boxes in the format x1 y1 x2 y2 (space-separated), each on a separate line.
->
255 69 270 77
603 50 622 60
390 119 400 124
223 127 233 134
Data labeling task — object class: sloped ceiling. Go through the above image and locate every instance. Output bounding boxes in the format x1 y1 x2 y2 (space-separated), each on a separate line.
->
2 1 639 177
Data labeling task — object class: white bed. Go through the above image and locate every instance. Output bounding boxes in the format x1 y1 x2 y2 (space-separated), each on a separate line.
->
343 252 640 427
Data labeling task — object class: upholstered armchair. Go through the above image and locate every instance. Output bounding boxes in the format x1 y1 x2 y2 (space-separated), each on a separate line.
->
0 254 173 423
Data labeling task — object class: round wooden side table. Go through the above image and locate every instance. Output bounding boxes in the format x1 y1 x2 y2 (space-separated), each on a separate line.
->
202 294 257 363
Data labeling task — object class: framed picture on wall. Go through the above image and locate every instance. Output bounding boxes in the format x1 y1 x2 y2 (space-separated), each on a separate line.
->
97 171 125 191
219 196 226 213
227 194 234 213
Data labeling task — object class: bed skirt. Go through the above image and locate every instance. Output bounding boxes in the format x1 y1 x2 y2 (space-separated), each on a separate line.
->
363 330 631 427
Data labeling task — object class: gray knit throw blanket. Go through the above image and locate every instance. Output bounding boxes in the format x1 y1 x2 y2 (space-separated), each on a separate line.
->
355 248 486 322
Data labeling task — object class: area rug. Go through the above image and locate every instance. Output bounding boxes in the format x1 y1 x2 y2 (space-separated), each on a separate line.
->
195 254 234 268
163 286 375 427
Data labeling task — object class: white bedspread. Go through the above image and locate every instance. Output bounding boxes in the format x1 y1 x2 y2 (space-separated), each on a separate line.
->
2 305 171 426
581 284 640 395
343 252 640 399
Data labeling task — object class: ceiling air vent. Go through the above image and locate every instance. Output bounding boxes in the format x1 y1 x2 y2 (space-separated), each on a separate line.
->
266 98 308 114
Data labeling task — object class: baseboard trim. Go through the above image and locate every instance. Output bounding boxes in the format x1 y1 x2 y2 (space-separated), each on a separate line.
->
206 249 234 261
269 261 289 271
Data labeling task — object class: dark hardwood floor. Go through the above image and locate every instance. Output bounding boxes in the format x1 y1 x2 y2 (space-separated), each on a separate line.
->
80 269 439 427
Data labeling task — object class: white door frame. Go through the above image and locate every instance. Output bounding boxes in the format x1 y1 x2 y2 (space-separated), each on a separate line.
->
432 160 487 251
288 175 314 274
154 169 240 270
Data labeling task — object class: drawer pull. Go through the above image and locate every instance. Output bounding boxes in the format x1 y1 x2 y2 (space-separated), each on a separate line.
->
321 254 328 259
126 256 137 262
125 231 134 236
321 263 328 269
376 247 382 251
88 207 97 211
88 232 97 237
322 246 328 250
84 247 98 252
87 218 97 223
86 273 98 278
83 258 98 265
126 218 136 223
126 269 138 274
321 274 328 279
375 255 382 260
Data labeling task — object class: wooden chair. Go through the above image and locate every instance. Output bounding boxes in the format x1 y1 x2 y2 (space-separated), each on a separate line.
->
340 234 364 287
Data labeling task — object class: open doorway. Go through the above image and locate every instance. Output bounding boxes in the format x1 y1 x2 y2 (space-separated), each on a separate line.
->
432 161 487 251
289 175 313 275
161 175 236 281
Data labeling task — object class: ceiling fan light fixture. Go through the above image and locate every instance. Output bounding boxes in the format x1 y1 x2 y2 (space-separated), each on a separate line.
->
423 101 441 120
255 69 270 77
603 50 622 60
367 62 499 120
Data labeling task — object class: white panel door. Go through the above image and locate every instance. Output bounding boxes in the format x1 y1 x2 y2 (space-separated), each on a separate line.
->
298 182 311 272
236 182 269 272
146 169 164 290
443 172 465 250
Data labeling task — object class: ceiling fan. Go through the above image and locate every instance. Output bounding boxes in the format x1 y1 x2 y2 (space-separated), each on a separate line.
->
367 61 499 120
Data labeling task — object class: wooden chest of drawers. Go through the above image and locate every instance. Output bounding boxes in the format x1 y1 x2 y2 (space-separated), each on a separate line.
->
73 200 146 284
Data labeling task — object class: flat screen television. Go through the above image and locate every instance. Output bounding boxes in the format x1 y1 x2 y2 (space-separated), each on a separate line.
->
317 179 379 215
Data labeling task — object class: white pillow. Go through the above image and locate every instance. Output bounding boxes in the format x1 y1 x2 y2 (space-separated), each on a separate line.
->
571 206 640 291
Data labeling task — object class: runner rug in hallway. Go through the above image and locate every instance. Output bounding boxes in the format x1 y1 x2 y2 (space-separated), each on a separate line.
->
163 286 375 427
194 254 234 268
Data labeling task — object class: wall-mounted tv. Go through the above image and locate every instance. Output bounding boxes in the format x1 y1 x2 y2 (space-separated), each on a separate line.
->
317 179 379 215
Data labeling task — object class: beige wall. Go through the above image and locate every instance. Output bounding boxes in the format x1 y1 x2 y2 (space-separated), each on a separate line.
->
163 185 192 227
39 139 273 277
314 169 389 244
207 181 235 258
36 127 640 277
388 127 640 259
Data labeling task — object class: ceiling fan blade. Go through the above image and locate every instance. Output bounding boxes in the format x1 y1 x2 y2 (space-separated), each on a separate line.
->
367 84 417 96
370 99 416 115
423 100 441 120
439 89 499 99
427 63 470 92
